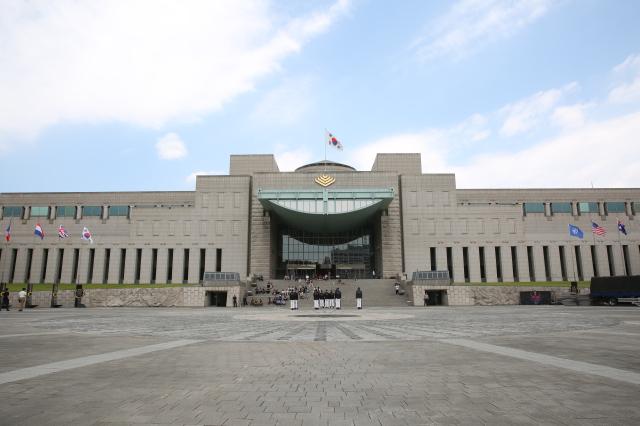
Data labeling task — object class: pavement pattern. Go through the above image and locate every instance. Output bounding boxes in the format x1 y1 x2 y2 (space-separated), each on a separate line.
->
0 305 639 425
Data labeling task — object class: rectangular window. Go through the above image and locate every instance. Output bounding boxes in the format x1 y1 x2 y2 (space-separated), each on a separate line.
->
56 206 76 217
216 221 224 236
40 248 48 283
201 193 209 208
408 191 417 207
71 248 80 284
605 202 625 214
55 249 64 284
134 248 142 284
430 247 436 271
559 246 567 281
217 193 225 208
575 246 583 281
199 221 207 236
511 246 519 282
425 191 434 206
168 221 176 236
446 247 453 280
606 245 615 276
216 248 222 273
527 246 535 282
25 248 33 283
410 218 419 234
543 246 551 281
633 202 639 215
183 249 190 283
119 249 126 284
578 202 599 214
462 247 470 283
232 221 240 236
199 249 206 283
103 249 110 284
590 245 599 277
136 220 144 236
495 247 503 282
30 206 49 217
87 248 95 284
233 192 242 208
3 206 23 217
9 249 18 283
108 205 129 217
167 249 174 283
479 246 486 282
151 248 158 283
183 221 191 236
82 206 102 217
551 202 572 214
152 221 160 236
622 245 631 276
523 203 545 214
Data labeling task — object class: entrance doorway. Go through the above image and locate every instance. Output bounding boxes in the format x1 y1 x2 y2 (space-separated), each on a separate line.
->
207 291 228 307
425 290 447 306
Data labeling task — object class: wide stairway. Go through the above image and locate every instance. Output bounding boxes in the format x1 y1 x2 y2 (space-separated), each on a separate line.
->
251 279 411 308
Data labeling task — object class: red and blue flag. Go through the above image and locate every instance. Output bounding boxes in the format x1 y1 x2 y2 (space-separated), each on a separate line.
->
34 223 45 240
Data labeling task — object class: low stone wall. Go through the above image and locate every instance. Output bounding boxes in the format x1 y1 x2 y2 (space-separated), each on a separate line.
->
412 284 590 306
6 286 242 308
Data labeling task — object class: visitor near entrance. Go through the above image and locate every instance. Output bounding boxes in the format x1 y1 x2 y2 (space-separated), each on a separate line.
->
395 282 400 295
335 288 341 309
233 295 237 307
356 287 363 309
424 290 429 306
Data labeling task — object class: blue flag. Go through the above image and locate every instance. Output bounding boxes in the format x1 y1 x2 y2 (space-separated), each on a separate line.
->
569 224 584 239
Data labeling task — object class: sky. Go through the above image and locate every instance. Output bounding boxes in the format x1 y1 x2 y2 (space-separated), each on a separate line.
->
1 0 640 192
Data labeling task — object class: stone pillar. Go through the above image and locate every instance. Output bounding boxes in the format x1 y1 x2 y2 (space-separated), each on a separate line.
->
92 248 106 284
173 248 185 284
452 246 465 284
188 247 200 284
516 246 530 282
435 246 447 271
204 247 216 274
60 248 75 284
13 248 28 283
156 248 169 284
50 205 56 221
44 248 59 283
30 248 44 284
138 248 152 284
123 248 137 284
102 205 109 220
612 244 626 276
468 246 482 283
77 248 91 284
548 245 564 281
109 248 122 284
500 246 514 282
594 245 610 277
531 246 546 282
580 244 595 280
485 246 498 283
627 244 640 275
380 198 403 278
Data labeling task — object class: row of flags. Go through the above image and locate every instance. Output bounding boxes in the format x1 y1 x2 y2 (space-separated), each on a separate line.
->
569 219 628 239
4 221 92 243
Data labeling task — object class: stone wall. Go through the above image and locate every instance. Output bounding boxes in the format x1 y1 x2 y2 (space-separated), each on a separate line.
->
412 284 590 306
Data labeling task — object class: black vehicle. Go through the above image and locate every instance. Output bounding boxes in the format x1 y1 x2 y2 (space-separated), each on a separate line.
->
590 275 640 306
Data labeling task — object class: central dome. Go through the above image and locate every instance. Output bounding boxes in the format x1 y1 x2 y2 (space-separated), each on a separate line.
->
295 160 356 173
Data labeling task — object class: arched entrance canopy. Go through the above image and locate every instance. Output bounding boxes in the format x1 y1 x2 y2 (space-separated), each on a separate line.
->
258 188 394 233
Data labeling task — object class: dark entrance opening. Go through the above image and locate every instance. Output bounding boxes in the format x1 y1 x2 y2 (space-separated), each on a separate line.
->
207 291 228 307
425 290 447 306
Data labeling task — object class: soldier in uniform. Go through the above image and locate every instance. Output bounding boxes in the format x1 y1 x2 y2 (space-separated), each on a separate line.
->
313 287 320 310
335 287 341 310
1 286 10 311
356 287 363 309
329 289 335 309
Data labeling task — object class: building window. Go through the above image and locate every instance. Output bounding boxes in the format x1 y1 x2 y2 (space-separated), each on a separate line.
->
234 192 242 208
523 203 545 214
3 206 23 217
550 202 572 214
578 202 599 214
30 206 49 217
217 193 225 208
82 206 102 217
605 202 625 214
108 205 129 217
633 202 639 215
56 206 76 217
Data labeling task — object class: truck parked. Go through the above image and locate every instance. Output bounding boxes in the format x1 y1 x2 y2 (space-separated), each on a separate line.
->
590 276 640 306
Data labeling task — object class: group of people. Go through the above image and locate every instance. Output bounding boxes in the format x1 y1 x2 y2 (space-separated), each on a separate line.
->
312 287 341 309
0 286 27 311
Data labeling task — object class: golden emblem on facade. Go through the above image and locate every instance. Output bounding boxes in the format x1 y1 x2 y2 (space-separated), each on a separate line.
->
314 174 335 187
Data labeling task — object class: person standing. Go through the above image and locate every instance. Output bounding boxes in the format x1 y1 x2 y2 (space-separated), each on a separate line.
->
423 290 430 306
335 287 341 310
233 295 238 307
313 288 319 310
1 287 10 311
292 288 299 310
356 287 363 309
18 288 27 311
394 282 400 295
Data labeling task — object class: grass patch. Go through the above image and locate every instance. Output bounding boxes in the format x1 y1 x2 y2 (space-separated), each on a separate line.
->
4 283 199 292
446 281 590 288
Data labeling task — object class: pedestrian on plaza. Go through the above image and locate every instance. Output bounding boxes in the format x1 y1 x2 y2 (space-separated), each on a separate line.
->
320 289 325 309
233 295 238 307
356 287 363 310
423 290 430 306
335 287 341 310
1 287 9 311
394 282 400 295
313 288 320 310
18 288 27 311
372 270 376 279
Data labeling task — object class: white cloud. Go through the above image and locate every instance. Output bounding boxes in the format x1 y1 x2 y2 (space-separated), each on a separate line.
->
186 170 224 185
156 133 187 160
275 146 314 171
608 53 640 104
551 103 592 130
608 78 640 104
499 82 577 137
251 77 313 126
411 0 552 61
0 0 350 148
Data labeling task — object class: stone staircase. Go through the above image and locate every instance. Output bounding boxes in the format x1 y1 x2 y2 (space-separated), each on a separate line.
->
249 279 412 308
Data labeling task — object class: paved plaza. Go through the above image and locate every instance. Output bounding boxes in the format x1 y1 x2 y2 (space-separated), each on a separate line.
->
1 305 639 425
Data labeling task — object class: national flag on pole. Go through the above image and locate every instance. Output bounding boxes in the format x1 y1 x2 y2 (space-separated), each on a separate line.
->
34 223 45 240
568 224 584 239
81 226 93 243
617 218 627 235
591 221 606 236
4 222 11 242
58 225 70 239
326 131 343 150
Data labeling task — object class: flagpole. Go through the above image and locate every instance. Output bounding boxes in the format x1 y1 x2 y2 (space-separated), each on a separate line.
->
324 129 327 173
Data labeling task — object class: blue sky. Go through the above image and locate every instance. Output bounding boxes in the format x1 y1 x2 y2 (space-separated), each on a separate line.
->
1 0 640 192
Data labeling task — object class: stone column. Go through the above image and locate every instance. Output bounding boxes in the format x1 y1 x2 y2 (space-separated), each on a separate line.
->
484 246 498 283
627 244 640 275
612 244 626 276
59 248 75 284
108 248 122 284
12 248 28 283
548 245 564 281
204 247 216 274
30 248 44 284
580 244 595 280
500 246 514 282
516 246 530 282
44 248 59 283
173 247 185 284
76 247 91 284
468 246 482 283
156 248 169 284
532 246 546 282
138 248 152 284
123 248 137 284
50 205 56 221
452 246 465 283
594 244 610 277
92 248 106 284
188 248 200 284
